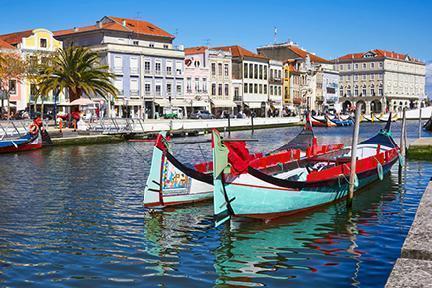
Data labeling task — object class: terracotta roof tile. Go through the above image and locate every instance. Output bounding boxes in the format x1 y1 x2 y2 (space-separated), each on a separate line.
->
184 46 208 55
54 16 174 39
336 49 423 64
212 45 268 60
0 30 33 45
287 45 329 63
0 38 16 50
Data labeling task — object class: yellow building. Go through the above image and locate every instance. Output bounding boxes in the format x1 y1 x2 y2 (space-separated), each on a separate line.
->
0 28 63 111
283 63 291 106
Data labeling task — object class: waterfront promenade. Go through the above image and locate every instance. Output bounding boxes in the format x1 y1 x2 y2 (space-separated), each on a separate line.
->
386 180 432 287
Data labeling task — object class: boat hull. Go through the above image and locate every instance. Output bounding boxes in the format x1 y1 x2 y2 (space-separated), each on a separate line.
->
0 133 42 154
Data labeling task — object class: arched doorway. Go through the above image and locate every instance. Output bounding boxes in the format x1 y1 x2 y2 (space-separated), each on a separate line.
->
370 100 382 113
342 100 352 112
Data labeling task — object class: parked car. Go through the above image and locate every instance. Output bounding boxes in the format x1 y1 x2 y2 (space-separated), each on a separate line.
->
190 110 215 119
163 107 184 119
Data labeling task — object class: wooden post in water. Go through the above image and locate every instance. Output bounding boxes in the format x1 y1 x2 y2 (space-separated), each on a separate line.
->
251 113 255 135
419 107 422 138
348 103 362 208
400 108 407 159
227 115 231 137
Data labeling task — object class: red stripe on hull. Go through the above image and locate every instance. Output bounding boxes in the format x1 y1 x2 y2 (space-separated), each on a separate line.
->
0 143 42 154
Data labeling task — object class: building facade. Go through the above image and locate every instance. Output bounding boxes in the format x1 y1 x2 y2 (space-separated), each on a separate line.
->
184 46 211 115
335 49 426 114
321 64 340 112
268 59 283 116
0 28 64 111
214 45 269 116
257 42 332 112
55 16 185 118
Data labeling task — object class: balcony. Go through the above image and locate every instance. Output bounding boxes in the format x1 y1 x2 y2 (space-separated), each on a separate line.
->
112 67 123 74
130 90 139 97
144 91 151 97
155 70 162 76
144 69 151 75
130 67 139 75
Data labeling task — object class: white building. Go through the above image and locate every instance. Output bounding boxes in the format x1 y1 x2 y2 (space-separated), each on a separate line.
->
268 60 283 116
335 49 426 114
321 64 340 112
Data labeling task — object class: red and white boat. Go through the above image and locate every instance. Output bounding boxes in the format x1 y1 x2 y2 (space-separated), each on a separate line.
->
0 118 44 154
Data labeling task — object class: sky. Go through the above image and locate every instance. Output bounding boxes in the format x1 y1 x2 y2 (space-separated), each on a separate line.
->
1 0 431 62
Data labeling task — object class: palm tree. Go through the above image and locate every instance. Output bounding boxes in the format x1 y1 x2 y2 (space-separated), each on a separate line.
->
38 46 118 108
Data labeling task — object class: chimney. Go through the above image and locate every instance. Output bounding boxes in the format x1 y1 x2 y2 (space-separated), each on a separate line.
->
122 20 127 27
73 27 79 32
96 21 102 29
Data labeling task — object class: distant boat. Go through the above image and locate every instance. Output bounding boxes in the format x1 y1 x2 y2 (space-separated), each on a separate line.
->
423 115 432 131
211 114 400 226
0 119 44 154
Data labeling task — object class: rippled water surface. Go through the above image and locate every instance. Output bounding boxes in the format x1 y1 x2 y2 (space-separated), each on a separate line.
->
0 121 431 287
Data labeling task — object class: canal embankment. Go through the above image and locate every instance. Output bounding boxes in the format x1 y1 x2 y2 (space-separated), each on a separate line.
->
386 180 432 287
407 138 432 161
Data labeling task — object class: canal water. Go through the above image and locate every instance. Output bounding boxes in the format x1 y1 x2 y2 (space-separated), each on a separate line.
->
0 121 431 287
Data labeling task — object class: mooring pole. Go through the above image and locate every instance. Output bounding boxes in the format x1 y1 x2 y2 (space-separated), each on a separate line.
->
227 115 231 137
418 107 422 138
348 103 362 208
251 113 255 135
399 108 407 177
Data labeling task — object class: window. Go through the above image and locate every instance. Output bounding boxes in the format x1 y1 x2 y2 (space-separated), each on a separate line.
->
340 86 344 97
355 63 358 70
133 40 139 46
195 78 200 92
224 84 229 96
259 65 263 79
212 84 216 96
224 64 229 77
249 83 253 93
264 85 268 94
362 63 367 69
149 43 155 48
347 85 351 97
244 63 248 78
254 83 258 93
114 77 123 95
379 62 384 68
354 85 359 96
218 84 222 95
370 74 375 80
270 85 273 95
130 78 139 96
254 64 258 79
354 75 358 80
249 63 253 78
145 83 151 96
163 44 169 49
278 86 281 95
211 63 216 76
244 83 248 93
379 84 383 96
234 87 239 98
202 78 207 92
155 84 161 96
155 62 161 74
144 61 151 73
370 84 375 96
166 62 173 75
371 62 375 69
347 64 351 70
167 83 172 95
177 84 182 94
130 57 139 74
362 74 366 80
218 63 222 76
362 85 367 96
186 77 192 92
340 64 344 71
176 62 182 75
8 80 16 94
259 84 262 94
40 38 47 48
114 56 122 71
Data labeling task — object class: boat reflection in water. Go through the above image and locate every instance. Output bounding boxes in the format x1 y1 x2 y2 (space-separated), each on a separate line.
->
213 175 399 287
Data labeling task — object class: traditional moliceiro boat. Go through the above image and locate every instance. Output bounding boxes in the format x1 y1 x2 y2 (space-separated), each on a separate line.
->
212 115 400 226
0 118 44 154
143 118 318 208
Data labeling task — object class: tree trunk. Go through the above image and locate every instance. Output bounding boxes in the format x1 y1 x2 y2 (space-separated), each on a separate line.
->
68 88 82 112
6 91 10 120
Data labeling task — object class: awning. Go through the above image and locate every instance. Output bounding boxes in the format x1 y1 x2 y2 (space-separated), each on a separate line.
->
211 99 237 108
244 102 262 109
154 98 188 107
114 98 142 106
188 100 209 107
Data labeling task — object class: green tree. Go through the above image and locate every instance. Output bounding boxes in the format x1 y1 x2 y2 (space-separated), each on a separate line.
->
0 53 28 119
38 46 118 110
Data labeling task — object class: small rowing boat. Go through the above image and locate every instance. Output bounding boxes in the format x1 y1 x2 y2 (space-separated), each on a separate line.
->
212 114 400 226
